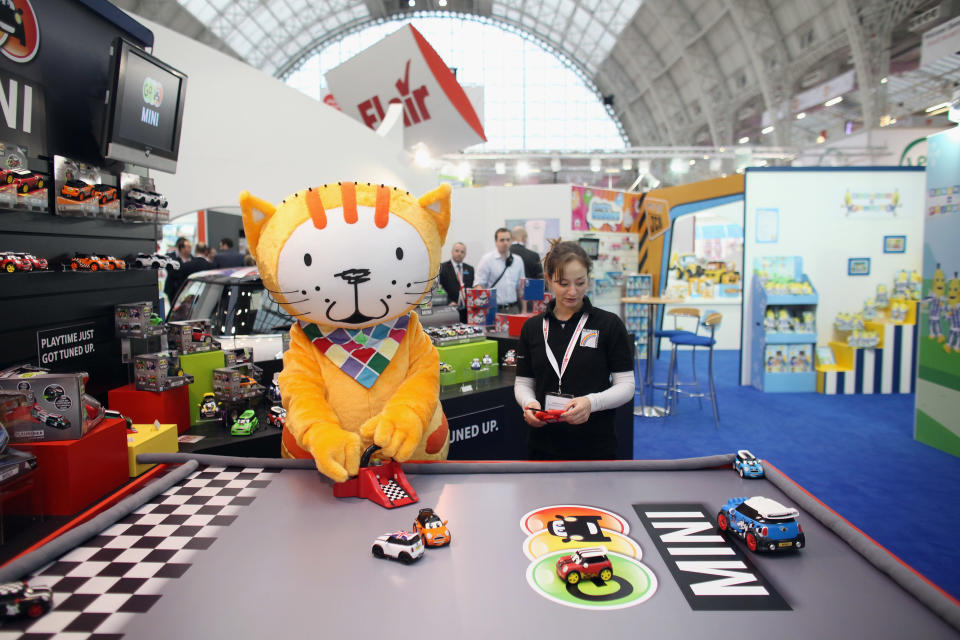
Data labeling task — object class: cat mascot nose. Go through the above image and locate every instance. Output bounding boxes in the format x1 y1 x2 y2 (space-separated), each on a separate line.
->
239 182 452 484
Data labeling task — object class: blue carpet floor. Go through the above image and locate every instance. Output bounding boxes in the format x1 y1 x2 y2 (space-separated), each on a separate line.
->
632 348 960 603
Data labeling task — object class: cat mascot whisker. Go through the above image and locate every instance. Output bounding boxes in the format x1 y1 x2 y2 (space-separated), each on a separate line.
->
239 181 452 483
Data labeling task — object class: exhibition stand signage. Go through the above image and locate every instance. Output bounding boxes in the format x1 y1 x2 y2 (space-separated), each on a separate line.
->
325 24 485 154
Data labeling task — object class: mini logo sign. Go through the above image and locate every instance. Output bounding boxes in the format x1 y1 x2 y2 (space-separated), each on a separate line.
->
141 77 163 128
0 0 40 64
634 503 791 611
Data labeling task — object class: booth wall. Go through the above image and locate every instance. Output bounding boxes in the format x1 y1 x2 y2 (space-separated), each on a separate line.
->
130 16 436 217
740 167 926 385
447 184 572 269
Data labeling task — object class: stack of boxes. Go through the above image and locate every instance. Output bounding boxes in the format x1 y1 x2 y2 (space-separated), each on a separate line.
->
465 288 497 326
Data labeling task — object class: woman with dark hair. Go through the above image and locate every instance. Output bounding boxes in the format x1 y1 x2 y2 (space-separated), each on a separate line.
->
513 240 635 459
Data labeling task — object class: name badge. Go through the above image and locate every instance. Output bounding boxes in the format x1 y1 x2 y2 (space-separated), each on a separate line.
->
545 392 573 411
580 329 599 348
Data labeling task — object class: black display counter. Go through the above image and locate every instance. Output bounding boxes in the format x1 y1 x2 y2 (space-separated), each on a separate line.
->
179 368 634 461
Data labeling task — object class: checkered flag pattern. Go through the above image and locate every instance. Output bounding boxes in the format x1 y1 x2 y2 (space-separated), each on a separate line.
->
380 479 409 505
0 466 278 639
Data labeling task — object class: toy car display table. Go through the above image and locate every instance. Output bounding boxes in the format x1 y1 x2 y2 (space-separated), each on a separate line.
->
0 455 956 639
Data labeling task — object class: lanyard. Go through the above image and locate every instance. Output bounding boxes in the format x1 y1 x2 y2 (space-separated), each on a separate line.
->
542 313 589 394
453 262 464 287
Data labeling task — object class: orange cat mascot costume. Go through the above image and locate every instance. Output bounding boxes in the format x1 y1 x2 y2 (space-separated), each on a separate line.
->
239 182 451 482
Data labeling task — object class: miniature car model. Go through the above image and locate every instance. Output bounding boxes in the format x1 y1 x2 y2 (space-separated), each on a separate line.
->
438 362 453 373
371 531 425 564
502 349 517 366
1 251 30 272
230 409 258 436
68 254 112 271
412 508 450 547
267 405 286 428
14 253 47 270
555 547 613 585
192 328 214 344
733 450 764 478
60 179 94 200
198 392 220 420
0 581 53 620
10 169 44 193
126 188 168 209
717 496 805 553
534 409 565 423
133 252 179 270
101 255 126 270
239 375 258 388
149 313 163 326
266 380 282 404
30 404 70 429
91 184 118 204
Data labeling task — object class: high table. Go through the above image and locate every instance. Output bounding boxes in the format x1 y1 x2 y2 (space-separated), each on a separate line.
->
622 296 684 417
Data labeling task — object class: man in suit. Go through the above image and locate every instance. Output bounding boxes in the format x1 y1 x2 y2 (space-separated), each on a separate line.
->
437 242 473 323
212 237 245 268
178 243 215 280
163 237 192 308
510 225 543 280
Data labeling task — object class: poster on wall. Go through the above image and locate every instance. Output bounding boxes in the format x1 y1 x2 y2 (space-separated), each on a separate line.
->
571 186 642 232
916 127 960 458
505 218 560 256
839 187 906 218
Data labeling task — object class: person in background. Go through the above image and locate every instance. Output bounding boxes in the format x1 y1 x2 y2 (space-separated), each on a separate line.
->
163 237 192 303
213 237 245 268
437 242 474 323
513 240 635 460
510 225 544 280
177 243 215 281
475 227 525 314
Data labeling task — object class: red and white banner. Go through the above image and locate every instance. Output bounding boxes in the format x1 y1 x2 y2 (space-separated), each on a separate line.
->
325 25 486 154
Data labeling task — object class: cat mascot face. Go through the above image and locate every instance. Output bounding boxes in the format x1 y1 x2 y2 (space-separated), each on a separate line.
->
240 182 452 483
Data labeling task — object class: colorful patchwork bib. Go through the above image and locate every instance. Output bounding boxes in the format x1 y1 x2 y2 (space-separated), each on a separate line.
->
300 315 410 388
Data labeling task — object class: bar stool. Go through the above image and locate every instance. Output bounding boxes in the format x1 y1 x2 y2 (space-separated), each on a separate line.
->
665 311 722 428
656 308 701 408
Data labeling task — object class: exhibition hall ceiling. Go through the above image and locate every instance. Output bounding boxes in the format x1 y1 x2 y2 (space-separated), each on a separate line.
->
114 0 959 150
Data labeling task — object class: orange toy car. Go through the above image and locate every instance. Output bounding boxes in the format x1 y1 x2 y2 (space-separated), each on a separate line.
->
412 508 451 547
60 180 94 200
91 184 118 205
69 254 112 271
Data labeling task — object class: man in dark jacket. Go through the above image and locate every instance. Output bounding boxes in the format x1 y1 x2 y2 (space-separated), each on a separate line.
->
510 226 543 280
178 243 215 280
163 237 192 305
437 242 474 323
212 237 245 268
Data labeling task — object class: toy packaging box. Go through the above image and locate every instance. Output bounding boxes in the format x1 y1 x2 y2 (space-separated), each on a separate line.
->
54 156 102 218
496 313 534 337
464 288 496 310
764 345 787 373
120 173 170 223
134 352 195 392
116 301 165 339
223 347 253 367
789 345 812 373
167 319 219 354
212 364 264 401
0 368 93 442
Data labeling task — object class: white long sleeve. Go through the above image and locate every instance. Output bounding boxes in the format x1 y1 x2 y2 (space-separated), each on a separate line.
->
586 371 636 412
514 375 538 409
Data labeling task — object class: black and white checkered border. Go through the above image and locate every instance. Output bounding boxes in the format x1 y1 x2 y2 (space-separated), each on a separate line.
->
0 466 279 639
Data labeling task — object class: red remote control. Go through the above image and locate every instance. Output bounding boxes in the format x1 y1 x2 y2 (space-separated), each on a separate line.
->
534 409 566 423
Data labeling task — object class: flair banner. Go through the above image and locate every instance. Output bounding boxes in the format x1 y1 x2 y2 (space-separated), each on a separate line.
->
325 25 485 154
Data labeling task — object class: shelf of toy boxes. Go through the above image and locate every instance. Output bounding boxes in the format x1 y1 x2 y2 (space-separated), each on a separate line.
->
750 275 818 392
623 274 653 360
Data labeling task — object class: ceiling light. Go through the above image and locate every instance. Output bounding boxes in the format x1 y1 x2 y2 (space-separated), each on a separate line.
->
550 157 562 172
637 159 651 174
925 102 951 113
796 112 806 120
738 136 750 144
824 96 843 107
816 135 826 144
516 161 531 177
669 158 689 174
761 125 774 134
621 158 633 171
718 146 726 152
702 154 709 160
408 0 415 6
590 158 602 172
604 167 620 174
494 161 506 175
688 159 696 166
412 143 432 168
709 158 722 172
880 77 887 84
438 0 447 5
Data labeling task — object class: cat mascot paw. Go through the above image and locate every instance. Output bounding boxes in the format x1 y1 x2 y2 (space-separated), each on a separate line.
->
239 182 452 483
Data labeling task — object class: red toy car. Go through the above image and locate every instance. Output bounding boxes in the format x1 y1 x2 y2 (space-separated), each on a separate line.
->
15 253 47 270
555 547 613 585
267 406 286 428
534 409 566 423
192 328 214 344
10 169 44 193
1 251 31 272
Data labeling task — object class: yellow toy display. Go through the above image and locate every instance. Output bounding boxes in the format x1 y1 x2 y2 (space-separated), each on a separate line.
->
239 182 452 482
945 271 960 353
922 264 947 344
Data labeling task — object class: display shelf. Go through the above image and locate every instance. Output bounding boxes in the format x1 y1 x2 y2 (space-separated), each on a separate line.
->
750 266 818 393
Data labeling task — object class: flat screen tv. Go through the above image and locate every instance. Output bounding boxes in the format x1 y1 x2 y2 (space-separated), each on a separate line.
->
578 236 600 259
102 38 187 173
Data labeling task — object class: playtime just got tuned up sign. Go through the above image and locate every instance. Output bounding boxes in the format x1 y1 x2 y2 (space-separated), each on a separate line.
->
37 323 95 367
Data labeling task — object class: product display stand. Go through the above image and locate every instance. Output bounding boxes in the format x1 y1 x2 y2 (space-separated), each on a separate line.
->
750 272 818 393
622 295 684 416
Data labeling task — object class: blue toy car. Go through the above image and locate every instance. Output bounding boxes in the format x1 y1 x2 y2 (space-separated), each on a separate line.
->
717 496 805 553
733 450 764 478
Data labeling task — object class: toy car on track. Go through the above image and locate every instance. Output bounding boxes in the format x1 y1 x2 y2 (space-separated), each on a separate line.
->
198 392 220 420
412 508 450 547
555 547 613 585
267 405 286 428
733 449 764 478
0 581 53 620
10 169 44 193
371 531 425 564
717 496 805 553
231 409 258 436
60 179 94 200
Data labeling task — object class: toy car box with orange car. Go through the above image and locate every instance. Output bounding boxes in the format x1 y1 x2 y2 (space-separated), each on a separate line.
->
134 351 194 392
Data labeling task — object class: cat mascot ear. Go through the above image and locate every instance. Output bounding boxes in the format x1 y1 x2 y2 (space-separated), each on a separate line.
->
238 191 277 258
417 184 451 245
